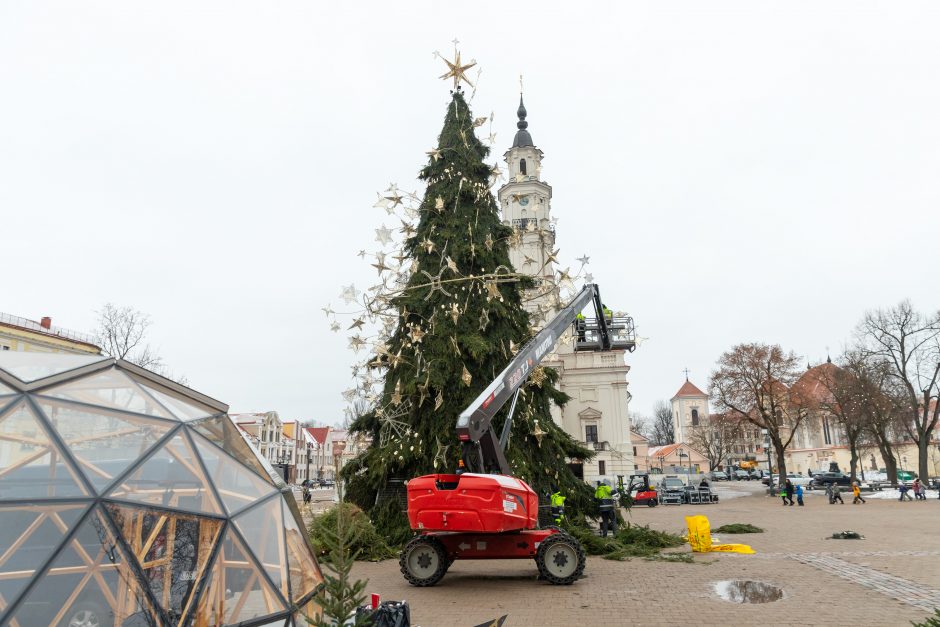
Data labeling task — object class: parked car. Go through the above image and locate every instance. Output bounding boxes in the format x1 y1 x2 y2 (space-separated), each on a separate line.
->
811 471 852 487
748 470 764 481
785 473 812 487
732 469 751 481
709 471 729 481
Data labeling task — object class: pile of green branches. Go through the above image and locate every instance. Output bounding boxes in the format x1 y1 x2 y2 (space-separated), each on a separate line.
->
563 522 686 561
712 523 764 534
308 503 397 563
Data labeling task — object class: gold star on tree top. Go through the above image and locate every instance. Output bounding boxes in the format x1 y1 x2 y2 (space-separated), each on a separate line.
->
437 44 477 89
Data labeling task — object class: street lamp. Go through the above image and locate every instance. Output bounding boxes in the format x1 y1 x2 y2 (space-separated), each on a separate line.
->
659 455 665 472
678 448 690 485
762 429 773 493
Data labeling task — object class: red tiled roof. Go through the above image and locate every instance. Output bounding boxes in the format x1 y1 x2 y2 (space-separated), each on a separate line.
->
672 380 707 399
305 427 330 445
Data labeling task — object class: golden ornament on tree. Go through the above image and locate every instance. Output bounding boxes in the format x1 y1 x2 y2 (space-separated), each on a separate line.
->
461 365 473 386
532 421 546 447
436 42 477 89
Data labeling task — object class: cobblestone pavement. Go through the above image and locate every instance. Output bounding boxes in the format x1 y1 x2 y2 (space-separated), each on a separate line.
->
350 483 940 626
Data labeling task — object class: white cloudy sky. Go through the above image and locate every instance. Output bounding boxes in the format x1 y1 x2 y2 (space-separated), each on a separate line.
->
3 2 939 424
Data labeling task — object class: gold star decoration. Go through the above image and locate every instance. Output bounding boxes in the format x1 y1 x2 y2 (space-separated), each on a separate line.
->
485 280 500 300
532 421 546 447
445 256 459 274
461 365 472 387
449 302 461 324
484 233 494 251
348 335 366 352
438 48 477 89
426 148 442 162
420 237 436 254
529 366 547 387
408 326 426 344
478 308 489 331
435 196 445 211
347 317 365 331
473 116 488 127
390 380 402 406
434 390 444 411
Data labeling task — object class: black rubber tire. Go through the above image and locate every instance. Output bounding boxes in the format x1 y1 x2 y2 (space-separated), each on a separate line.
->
400 535 449 587
647 499 657 508
535 533 586 585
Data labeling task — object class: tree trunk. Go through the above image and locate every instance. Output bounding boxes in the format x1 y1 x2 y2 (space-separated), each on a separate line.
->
774 445 787 488
848 445 858 484
918 436 929 482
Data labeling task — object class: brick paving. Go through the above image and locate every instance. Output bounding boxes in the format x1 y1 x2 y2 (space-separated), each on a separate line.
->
348 483 940 626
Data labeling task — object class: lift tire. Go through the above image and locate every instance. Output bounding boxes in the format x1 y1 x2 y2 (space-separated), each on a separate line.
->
535 533 586 585
647 499 658 508
400 535 449 587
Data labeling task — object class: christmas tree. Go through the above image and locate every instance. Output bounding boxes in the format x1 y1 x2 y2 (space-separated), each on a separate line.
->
343 54 593 532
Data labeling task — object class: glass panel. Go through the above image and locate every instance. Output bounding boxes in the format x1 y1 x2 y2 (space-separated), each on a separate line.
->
107 433 223 515
293 596 322 627
105 503 222 625
234 497 288 601
5 506 159 627
188 416 274 485
191 432 277 515
133 380 215 421
0 401 88 500
0 352 109 384
194 526 287 625
37 400 174 494
0 503 86 610
40 369 176 420
282 500 323 602
0 380 17 395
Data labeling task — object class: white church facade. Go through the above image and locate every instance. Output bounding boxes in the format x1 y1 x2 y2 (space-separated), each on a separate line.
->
499 95 637 485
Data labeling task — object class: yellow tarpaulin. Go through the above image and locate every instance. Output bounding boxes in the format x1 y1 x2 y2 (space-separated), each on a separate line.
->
685 515 755 554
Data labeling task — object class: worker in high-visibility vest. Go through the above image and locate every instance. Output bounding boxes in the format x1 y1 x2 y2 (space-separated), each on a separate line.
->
595 479 618 537
602 304 613 322
575 312 586 342
549 485 566 525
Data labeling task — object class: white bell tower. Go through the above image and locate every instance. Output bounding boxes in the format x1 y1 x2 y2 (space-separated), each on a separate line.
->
498 95 557 323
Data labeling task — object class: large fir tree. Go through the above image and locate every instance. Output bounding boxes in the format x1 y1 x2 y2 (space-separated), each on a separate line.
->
345 87 593 529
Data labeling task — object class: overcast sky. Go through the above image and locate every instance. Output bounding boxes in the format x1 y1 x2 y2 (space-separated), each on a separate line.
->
3 2 939 425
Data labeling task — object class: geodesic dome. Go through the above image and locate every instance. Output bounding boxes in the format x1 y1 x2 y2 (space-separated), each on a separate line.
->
0 352 323 627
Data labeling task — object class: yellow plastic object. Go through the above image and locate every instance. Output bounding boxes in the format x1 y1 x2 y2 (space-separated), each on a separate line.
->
684 515 755 555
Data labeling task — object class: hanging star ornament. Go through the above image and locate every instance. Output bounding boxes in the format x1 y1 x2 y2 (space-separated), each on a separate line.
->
437 47 477 89
576 255 591 266
375 225 393 246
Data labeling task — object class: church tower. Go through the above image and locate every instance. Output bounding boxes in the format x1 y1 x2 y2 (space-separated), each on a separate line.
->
498 96 557 322
500 93 636 484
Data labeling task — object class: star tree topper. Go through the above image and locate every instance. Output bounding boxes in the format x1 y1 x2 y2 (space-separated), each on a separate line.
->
437 39 476 89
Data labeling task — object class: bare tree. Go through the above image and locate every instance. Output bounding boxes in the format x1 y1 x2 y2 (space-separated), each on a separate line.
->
709 343 808 480
813 354 869 483
854 356 908 485
856 300 940 482
94 303 186 384
687 412 739 471
629 412 652 440
649 400 675 446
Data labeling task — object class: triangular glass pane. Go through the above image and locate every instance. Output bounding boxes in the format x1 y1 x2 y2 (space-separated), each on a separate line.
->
40 368 176 420
0 379 16 395
134 380 215 421
282 499 323 602
107 433 223 515
234 496 288 601
191 431 277 515
6 506 159 627
188 415 274 485
0 352 109 383
293 597 323 626
104 502 222 625
36 400 174 494
195 526 287 625
0 503 87 606
0 401 88 500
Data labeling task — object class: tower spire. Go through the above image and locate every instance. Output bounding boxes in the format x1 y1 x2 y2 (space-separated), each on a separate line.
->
512 83 533 148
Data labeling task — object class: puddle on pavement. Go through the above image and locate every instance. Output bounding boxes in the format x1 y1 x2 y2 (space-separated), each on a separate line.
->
714 580 784 604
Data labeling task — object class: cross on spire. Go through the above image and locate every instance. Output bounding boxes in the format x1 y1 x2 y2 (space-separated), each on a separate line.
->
683 367 690 381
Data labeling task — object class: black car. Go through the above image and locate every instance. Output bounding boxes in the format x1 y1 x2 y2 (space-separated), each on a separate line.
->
810 471 852 487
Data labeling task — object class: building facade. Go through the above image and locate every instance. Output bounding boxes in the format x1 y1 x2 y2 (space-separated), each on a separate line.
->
499 96 637 484
670 378 709 445
0 313 100 354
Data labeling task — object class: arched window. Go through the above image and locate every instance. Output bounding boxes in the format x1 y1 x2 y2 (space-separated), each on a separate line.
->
691 408 699 426
519 158 527 175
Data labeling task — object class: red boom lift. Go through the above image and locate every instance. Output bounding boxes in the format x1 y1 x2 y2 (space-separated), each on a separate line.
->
399 284 635 586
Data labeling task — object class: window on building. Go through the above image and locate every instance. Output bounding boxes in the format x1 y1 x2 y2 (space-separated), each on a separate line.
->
633 446 637 457
691 408 699 426
520 159 527 175
585 424 598 443
822 418 832 445
598 460 606 476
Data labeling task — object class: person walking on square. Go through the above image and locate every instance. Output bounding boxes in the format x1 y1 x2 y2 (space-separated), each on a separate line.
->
796 483 804 506
832 484 844 504
784 479 795 506
825 483 834 504
899 483 913 501
852 481 866 504
913 478 925 500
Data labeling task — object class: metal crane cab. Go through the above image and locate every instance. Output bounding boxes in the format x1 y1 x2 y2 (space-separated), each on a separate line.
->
400 284 635 587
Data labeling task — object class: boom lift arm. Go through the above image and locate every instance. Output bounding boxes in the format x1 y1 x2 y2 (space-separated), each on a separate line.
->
456 283 613 475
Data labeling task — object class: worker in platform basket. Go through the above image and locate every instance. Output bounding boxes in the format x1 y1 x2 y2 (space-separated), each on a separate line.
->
602 304 613 323
549 485 566 525
575 311 586 342
595 479 618 537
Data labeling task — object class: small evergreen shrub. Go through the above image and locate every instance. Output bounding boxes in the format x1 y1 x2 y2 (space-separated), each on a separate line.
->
309 503 397 562
713 523 764 534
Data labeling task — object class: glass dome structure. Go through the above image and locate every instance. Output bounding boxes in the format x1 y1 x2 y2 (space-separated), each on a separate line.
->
0 352 323 627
